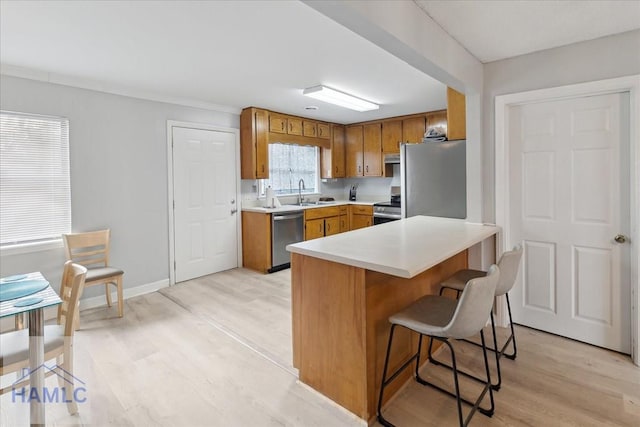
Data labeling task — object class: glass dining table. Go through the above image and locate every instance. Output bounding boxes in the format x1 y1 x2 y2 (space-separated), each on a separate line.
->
0 272 62 427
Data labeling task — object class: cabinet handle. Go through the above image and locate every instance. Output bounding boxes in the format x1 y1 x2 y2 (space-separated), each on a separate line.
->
261 164 265 173
335 166 338 173
366 165 369 173
281 122 285 131
289 123 292 132
327 223 330 232
319 224 323 233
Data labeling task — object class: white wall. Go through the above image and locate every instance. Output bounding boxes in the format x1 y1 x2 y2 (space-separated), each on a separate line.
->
483 29 640 222
0 75 239 300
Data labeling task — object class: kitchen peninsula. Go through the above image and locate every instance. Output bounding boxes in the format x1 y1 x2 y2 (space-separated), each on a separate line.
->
287 216 499 423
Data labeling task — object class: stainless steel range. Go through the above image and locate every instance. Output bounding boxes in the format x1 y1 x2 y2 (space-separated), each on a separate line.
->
373 195 401 225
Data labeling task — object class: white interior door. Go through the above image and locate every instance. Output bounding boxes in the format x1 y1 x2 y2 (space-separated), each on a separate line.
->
173 127 238 283
508 92 631 353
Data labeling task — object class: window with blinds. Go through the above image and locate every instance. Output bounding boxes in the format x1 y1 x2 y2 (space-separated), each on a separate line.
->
0 111 71 247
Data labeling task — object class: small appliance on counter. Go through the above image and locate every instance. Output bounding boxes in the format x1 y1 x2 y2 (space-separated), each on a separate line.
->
349 184 358 201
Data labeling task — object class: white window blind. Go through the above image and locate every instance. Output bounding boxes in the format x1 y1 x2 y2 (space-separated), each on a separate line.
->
261 143 319 196
0 111 71 246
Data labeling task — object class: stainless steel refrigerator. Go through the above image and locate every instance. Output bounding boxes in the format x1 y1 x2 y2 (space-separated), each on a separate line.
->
400 140 466 219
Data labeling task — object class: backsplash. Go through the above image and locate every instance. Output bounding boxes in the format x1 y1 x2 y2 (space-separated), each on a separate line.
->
241 175 395 207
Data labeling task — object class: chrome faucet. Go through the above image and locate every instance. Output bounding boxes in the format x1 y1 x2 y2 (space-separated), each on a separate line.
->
298 178 306 205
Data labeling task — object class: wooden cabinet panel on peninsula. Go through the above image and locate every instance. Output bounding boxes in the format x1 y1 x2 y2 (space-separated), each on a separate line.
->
321 125 345 179
240 107 269 179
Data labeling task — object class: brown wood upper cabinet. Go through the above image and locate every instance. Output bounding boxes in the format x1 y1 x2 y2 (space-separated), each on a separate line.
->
317 123 330 139
382 120 403 153
346 124 382 177
303 121 317 137
288 117 303 135
346 126 364 177
240 107 269 179
269 113 287 134
321 124 345 179
447 87 466 140
402 116 426 143
363 123 382 176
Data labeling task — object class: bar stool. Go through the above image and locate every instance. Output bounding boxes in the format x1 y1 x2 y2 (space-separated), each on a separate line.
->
435 245 523 391
377 265 500 427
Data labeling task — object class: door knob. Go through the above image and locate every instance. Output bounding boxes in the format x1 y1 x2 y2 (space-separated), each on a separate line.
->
614 234 628 243
231 209 238 215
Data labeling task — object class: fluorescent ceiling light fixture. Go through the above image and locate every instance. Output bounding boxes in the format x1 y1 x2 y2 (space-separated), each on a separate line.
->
303 85 379 112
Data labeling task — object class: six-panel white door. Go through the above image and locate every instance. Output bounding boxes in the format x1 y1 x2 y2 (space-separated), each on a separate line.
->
173 127 238 283
508 92 631 353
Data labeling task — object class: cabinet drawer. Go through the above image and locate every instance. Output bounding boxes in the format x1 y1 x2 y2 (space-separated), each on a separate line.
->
350 205 373 215
305 206 341 220
339 206 348 215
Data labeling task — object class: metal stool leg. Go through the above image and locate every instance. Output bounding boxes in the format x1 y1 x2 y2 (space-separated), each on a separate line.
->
502 293 517 360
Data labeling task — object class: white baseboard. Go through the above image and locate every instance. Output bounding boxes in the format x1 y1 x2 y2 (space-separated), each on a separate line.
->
78 278 170 311
0 278 170 331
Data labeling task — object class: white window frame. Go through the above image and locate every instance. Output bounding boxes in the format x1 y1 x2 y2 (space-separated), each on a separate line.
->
0 110 71 255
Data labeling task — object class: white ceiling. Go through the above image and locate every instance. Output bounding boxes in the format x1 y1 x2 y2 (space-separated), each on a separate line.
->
0 1 447 124
415 0 640 63
1 1 639 123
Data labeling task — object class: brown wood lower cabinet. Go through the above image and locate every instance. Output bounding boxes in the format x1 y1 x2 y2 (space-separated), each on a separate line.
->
304 206 341 240
339 206 349 232
350 205 373 230
241 211 271 273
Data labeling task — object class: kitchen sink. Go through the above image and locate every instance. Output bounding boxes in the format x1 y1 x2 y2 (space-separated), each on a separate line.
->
286 201 337 207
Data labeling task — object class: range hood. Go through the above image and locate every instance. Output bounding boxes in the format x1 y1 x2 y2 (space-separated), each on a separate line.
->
384 154 400 164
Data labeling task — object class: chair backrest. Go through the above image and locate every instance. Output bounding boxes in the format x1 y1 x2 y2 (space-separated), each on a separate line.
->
57 261 87 336
444 265 500 339
495 245 523 296
63 229 111 269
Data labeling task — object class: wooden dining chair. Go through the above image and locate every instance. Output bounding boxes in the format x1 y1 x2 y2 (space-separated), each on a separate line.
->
63 229 124 323
0 261 87 414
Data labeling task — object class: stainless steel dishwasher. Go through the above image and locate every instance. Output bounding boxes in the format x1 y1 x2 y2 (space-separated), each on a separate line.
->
270 211 304 273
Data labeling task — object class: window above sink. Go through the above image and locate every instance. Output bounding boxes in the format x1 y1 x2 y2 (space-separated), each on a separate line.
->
259 143 321 197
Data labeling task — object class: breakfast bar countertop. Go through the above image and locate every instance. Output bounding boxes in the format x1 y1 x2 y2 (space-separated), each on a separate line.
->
287 216 500 278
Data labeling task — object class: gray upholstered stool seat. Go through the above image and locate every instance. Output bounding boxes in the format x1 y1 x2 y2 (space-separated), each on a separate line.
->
436 246 523 391
378 265 500 427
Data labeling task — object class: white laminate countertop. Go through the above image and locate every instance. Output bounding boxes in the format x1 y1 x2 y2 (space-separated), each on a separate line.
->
286 216 500 279
242 200 381 214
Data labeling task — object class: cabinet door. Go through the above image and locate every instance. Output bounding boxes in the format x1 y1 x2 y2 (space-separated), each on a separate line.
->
305 218 325 240
324 217 340 236
255 109 269 179
351 214 372 230
427 111 447 131
382 120 403 153
346 126 363 177
447 87 466 140
317 123 330 139
270 114 287 134
303 121 317 137
288 117 303 135
332 125 345 178
339 213 349 233
363 123 382 176
402 116 426 143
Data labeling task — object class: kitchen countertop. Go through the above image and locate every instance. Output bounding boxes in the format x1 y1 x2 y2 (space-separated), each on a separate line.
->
242 199 381 213
286 216 500 278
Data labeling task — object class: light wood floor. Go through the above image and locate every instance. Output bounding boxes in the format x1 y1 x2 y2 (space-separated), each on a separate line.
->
1 267 639 426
